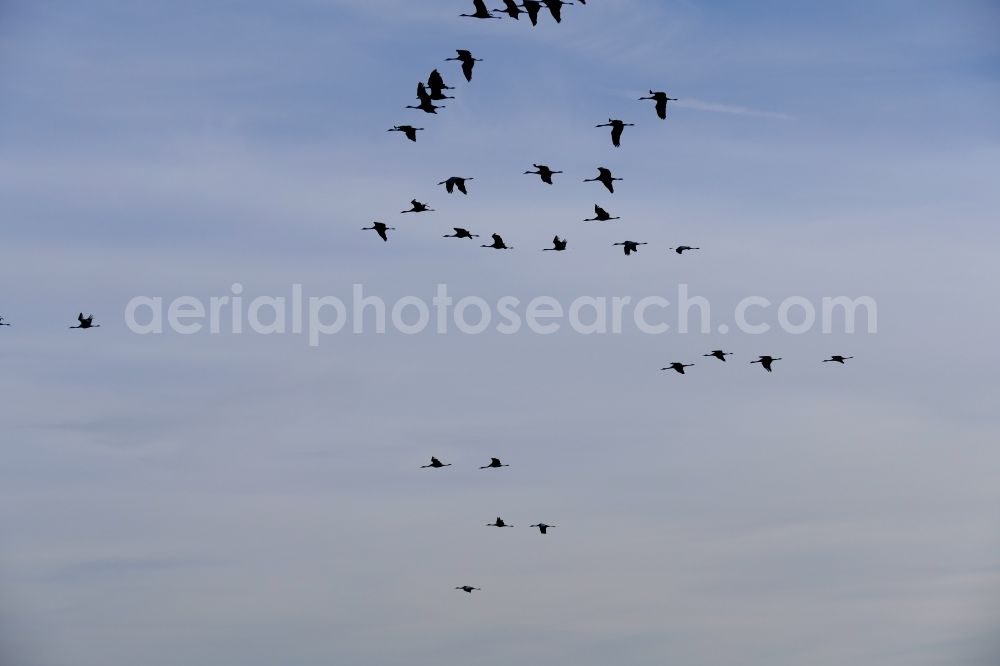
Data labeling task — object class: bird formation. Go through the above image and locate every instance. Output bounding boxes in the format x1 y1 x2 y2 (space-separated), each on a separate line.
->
660 352 851 376
0 2 865 602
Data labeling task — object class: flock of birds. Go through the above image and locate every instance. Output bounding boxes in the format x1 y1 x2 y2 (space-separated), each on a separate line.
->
377 5 686 256
377 2 858 596
0 2 857 599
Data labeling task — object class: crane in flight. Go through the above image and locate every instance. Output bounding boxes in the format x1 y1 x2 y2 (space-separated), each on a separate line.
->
443 228 479 239
445 49 483 82
460 0 500 18
524 164 562 185
751 355 782 372
362 221 394 242
387 125 423 142
639 90 678 119
823 355 854 364
543 236 568 251
439 176 473 195
595 119 634 148
70 313 100 329
613 240 647 256
584 167 622 193
482 234 512 250
584 205 619 222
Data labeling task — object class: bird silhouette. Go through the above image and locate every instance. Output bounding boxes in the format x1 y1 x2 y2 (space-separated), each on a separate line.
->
401 199 433 213
493 0 522 19
542 0 573 22
543 235 568 251
639 90 678 119
751 355 782 372
406 97 444 114
480 457 509 469
524 164 561 185
520 0 542 25
70 313 99 329
439 176 473 194
415 82 432 103
530 523 555 534
670 245 700 254
704 350 732 362
456 586 481 593
421 457 451 468
613 240 647 256
0 316 9 326
487 517 513 527
445 49 482 82
595 119 634 148
584 167 622 193
362 221 395 241
482 234 512 250
823 355 854 364
444 227 479 239
460 0 500 18
584 204 619 221
661 362 694 374
387 125 424 142
426 69 454 100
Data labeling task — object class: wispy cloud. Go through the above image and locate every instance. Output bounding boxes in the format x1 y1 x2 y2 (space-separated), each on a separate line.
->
673 97 795 120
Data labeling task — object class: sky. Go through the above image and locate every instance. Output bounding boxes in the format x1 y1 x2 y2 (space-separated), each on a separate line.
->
1 0 999 664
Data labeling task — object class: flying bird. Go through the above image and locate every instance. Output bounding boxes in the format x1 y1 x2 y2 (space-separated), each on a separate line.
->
487 517 513 527
542 0 573 22
524 164 562 185
584 204 619 221
426 69 454 100
751 355 782 372
401 199 433 213
823 355 854 364
493 0 522 19
387 125 424 142
421 457 452 468
460 0 500 18
482 234 512 250
613 240 647 256
595 119 634 148
444 227 479 239
639 90 678 119
0 316 9 326
543 235 568 251
584 167 622 193
70 313 99 329
439 176 473 195
480 457 510 469
670 245 700 254
456 586 481 593
415 82 432 103
661 362 694 374
530 523 555 534
704 350 732 362
406 97 444 114
520 0 542 25
445 49 482 82
362 221 395 241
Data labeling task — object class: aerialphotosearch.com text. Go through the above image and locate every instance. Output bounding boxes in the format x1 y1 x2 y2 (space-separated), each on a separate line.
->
124 283 878 347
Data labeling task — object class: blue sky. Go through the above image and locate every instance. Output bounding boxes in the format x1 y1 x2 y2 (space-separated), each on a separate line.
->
1 1 999 665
